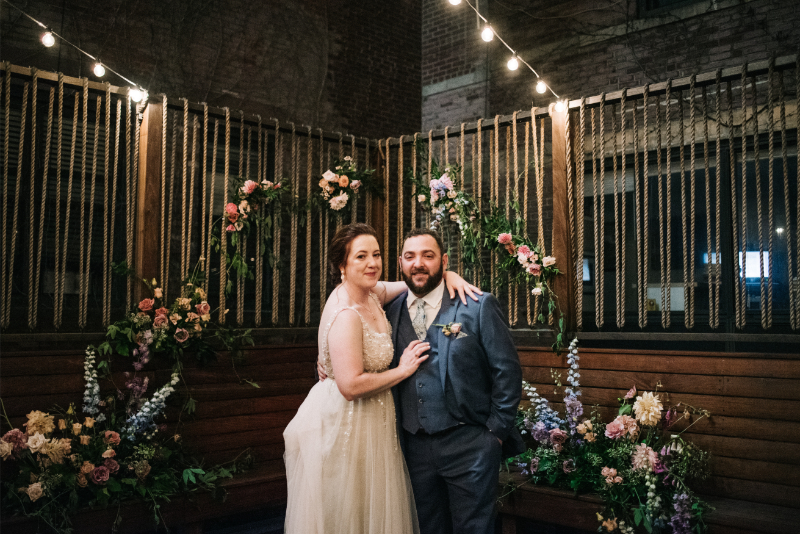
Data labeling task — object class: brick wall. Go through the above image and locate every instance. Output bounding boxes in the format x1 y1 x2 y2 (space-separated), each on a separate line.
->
1 0 421 140
423 0 800 129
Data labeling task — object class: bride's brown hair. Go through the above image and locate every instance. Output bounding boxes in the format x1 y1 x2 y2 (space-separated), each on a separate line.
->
329 223 382 285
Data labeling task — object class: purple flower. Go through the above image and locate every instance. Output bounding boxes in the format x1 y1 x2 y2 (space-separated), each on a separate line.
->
669 493 692 534
532 422 550 443
564 394 584 434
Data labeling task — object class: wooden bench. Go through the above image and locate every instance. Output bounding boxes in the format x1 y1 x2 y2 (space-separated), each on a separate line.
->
0 331 318 533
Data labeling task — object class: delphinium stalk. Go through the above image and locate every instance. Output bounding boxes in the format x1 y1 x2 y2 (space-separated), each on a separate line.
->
82 347 104 422
122 371 180 441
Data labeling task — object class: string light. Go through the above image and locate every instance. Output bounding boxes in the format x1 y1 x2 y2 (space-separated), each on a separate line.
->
451 0 560 98
41 32 55 47
554 100 566 113
3 0 148 103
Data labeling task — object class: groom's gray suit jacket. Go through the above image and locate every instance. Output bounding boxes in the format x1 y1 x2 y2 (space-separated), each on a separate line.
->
385 286 525 457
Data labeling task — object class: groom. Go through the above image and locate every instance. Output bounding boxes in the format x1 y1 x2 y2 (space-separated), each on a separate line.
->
387 228 524 534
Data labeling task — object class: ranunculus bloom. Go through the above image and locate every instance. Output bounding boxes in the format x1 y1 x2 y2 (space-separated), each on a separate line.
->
102 448 116 458
498 233 513 244
154 287 163 299
517 245 531 257
72 423 82 436
153 314 169 328
241 180 258 195
604 417 626 439
91 465 110 485
338 175 349 187
79 435 91 445
80 461 95 475
195 301 211 315
318 178 328 189
174 328 190 343
104 458 120 474
83 417 95 429
104 431 121 446
225 202 238 215
138 298 154 312
226 224 236 232
26 482 43 502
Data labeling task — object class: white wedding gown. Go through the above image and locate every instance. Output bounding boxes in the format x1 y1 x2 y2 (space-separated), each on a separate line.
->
283 296 419 534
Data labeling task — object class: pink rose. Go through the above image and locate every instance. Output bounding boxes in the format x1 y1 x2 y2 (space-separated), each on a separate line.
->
542 256 556 267
226 224 236 232
195 301 211 315
225 202 238 215
549 428 567 445
350 180 361 191
241 180 258 195
138 299 154 312
517 245 531 257
498 233 513 245
91 465 110 485
527 263 542 276
103 431 121 446
273 183 282 189
227 211 239 223
103 458 120 474
155 307 169 317
604 418 625 439
153 315 169 328
174 328 190 343
449 323 462 334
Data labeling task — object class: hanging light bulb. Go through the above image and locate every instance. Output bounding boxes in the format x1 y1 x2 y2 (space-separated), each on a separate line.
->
41 32 55 47
481 25 494 42
555 100 566 113
448 0 462 5
129 87 144 102
93 62 106 77
507 56 519 71
535 80 547 94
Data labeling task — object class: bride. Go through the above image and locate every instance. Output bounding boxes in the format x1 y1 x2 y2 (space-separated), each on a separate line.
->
283 223 479 534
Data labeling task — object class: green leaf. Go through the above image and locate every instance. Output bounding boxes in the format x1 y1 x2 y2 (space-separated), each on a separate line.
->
244 379 260 388
184 397 197 414
183 469 196 485
121 478 137 485
107 478 122 493
634 507 643 525
619 403 633 416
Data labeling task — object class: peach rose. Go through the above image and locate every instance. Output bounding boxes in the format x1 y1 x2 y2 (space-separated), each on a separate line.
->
103 431 121 446
154 287 163 299
102 448 116 458
138 298 154 312
155 307 169 317
338 175 350 187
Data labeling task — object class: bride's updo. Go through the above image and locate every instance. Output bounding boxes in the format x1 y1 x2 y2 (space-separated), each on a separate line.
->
329 223 381 285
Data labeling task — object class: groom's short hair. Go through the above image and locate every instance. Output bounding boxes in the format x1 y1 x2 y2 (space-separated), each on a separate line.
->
403 229 445 256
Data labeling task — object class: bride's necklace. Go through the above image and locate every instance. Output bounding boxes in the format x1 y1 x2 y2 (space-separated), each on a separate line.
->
342 283 378 323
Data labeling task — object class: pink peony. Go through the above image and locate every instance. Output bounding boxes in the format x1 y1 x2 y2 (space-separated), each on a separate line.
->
498 233 513 245
103 458 120 474
605 415 639 440
91 465 110 485
241 180 258 195
195 301 211 315
517 245 531 257
153 315 169 328
103 431 121 446
138 299 154 312
527 263 542 276
604 418 626 440
174 328 190 343
440 176 454 190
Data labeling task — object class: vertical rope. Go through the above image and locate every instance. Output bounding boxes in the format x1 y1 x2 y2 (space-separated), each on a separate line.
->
779 72 796 329
365 138 372 227
107 99 121 326
565 105 576 331
598 95 607 327
160 96 168 292
444 126 450 164
33 87 55 329
492 115 500 297
272 120 282 325
384 138 391 280
254 118 264 327
634 91 644 327
766 58 775 328
729 80 742 329
795 55 800 330
577 101 586 330
702 84 715 328
319 129 326 313
289 124 299 324
751 73 767 329
305 126 313 324
166 110 177 299
26 72 38 329
78 79 88 327
102 86 111 325
56 90 77 329
620 91 627 328
663 81 673 327
398 135 405 271
512 112 519 326
411 133 418 229
237 125 250 326
591 107 600 328
642 87 650 328
188 116 198 277
201 104 209 275
428 130 433 229
713 72 723 329
206 120 219 294
351 135 358 224
338 132 344 160
180 99 189 281
132 100 142 303
8 82 28 327
505 124 512 321
476 120 483 286
219 109 230 323
459 124 466 276
524 118 531 325
1 65 10 327
81 94 101 327
612 102 621 329
740 66 749 328
689 77 697 328
680 78 690 329
125 97 133 310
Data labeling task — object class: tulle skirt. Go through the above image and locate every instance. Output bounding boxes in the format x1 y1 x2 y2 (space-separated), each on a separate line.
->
283 378 419 534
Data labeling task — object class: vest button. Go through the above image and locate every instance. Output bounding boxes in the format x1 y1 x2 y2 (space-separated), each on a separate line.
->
419 399 424 404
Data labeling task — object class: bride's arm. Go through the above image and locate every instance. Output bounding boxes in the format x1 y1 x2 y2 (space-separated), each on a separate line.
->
374 272 483 306
327 310 429 400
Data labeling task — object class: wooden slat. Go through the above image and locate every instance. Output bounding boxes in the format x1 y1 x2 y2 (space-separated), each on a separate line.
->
710 457 800 487
698 476 800 509
679 433 800 466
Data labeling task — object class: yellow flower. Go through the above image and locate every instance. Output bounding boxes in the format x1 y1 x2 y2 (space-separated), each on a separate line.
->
633 391 664 426
83 417 96 429
72 423 82 436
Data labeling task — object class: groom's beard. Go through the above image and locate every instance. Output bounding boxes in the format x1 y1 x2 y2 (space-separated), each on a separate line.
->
402 261 444 297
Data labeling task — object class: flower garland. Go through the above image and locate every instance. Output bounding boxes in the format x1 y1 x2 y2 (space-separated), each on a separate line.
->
513 339 713 533
410 158 565 350
309 157 381 219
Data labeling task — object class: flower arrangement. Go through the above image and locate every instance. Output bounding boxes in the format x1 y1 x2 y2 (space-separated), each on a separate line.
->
211 175 286 283
0 268 255 533
410 153 564 349
310 157 380 218
513 339 712 533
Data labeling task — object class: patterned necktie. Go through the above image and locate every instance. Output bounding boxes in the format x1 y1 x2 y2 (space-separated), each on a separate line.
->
412 298 427 341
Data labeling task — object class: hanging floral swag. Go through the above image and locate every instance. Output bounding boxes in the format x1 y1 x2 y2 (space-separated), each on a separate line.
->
0 266 255 533
307 157 381 220
509 339 713 534
409 154 565 350
210 175 287 289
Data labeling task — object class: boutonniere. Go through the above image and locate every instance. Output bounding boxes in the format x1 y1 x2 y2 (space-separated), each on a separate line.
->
434 322 467 339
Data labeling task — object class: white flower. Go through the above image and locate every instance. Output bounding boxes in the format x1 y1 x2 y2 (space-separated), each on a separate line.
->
323 170 337 182
329 192 349 211
238 200 251 214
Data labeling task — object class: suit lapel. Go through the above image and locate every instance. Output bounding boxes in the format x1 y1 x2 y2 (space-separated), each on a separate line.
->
387 290 407 365
435 284 459 391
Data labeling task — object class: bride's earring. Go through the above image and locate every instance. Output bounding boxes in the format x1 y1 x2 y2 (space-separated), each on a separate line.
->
341 271 345 283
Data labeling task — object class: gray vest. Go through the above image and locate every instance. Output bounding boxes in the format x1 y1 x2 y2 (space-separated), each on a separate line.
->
398 297 459 434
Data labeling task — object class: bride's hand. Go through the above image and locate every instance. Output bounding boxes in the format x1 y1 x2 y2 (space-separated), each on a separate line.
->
398 340 430 378
444 271 483 305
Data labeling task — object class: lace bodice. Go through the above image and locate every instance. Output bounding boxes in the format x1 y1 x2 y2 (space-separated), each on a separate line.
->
320 293 393 379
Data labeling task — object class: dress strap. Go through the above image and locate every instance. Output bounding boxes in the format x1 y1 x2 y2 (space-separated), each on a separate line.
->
321 306 366 358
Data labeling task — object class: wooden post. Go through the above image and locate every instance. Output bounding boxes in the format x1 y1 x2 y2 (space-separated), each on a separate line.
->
135 100 163 302
550 103 577 334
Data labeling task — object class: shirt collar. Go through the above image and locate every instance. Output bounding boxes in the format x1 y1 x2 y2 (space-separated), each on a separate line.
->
406 279 446 310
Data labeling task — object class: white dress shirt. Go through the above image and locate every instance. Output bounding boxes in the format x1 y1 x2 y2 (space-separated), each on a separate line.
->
406 280 445 331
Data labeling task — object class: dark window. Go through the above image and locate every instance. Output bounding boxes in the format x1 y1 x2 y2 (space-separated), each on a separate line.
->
639 0 704 16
